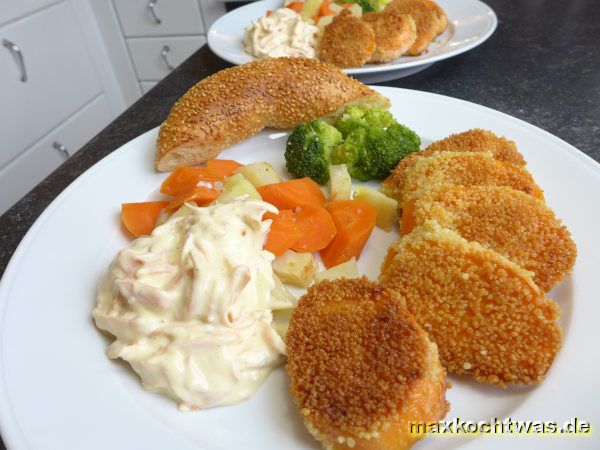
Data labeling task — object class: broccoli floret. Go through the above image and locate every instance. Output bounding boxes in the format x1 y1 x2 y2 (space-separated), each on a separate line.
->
335 106 394 137
362 123 421 179
338 0 374 12
368 0 391 12
331 128 371 181
364 108 395 129
285 120 342 184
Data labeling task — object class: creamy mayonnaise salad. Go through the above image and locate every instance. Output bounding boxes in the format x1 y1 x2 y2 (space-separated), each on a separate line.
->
93 198 295 410
244 7 318 59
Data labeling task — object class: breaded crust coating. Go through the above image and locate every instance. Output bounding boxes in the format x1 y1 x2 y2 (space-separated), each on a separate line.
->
363 12 417 63
287 278 448 450
319 10 376 68
394 152 544 209
425 129 525 165
380 221 563 386
385 0 446 55
429 0 448 34
381 129 526 199
401 186 577 292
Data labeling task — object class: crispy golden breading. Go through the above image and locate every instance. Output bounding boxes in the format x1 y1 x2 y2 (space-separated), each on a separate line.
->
393 152 544 209
425 128 526 165
401 186 577 292
319 10 376 67
287 278 448 450
381 129 526 199
380 221 563 386
429 0 447 34
362 11 417 63
385 0 446 55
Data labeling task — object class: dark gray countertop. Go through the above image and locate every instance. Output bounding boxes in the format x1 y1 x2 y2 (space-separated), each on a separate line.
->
1 0 599 448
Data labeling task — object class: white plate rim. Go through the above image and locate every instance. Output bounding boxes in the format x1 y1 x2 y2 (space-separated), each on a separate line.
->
207 0 498 75
1 87 600 450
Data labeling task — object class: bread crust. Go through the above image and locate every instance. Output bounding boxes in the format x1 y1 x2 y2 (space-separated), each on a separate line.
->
155 57 390 171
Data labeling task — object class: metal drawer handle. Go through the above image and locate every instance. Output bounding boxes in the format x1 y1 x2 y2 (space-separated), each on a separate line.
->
2 39 27 82
161 45 174 71
148 0 162 24
53 142 70 160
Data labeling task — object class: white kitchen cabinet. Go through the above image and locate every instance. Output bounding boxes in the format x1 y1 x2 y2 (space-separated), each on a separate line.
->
113 0 205 37
0 0 58 25
140 81 158 93
0 2 103 167
128 35 207 81
0 95 112 214
0 0 128 215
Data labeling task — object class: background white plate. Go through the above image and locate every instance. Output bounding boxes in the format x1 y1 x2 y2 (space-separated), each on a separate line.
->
207 0 497 82
1 87 599 450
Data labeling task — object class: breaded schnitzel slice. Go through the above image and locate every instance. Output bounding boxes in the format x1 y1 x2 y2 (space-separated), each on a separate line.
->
362 11 417 63
287 278 448 450
385 0 445 55
429 0 447 34
380 221 563 386
401 186 577 292
425 128 525 164
395 151 544 209
381 129 526 199
319 10 376 67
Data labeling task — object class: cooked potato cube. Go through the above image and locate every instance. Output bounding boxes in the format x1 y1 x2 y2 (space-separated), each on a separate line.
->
315 257 359 282
218 173 261 203
271 274 297 310
239 162 282 188
353 185 398 231
329 164 352 201
272 250 317 288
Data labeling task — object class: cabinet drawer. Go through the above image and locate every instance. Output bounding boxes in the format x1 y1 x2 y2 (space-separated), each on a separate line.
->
127 36 205 81
0 2 103 168
0 95 112 215
113 0 204 37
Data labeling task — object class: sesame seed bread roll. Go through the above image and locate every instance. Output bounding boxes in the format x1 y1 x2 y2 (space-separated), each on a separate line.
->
155 57 390 172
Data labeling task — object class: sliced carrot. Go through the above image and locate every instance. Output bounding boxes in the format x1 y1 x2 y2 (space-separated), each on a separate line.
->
400 198 417 235
206 159 243 178
291 205 337 253
319 0 335 16
320 200 376 268
287 1 303 13
257 178 326 210
311 14 320 22
266 9 273 16
166 185 220 212
160 167 221 197
121 201 169 238
263 209 303 256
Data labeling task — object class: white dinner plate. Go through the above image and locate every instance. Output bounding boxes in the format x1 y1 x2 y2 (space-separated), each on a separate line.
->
1 87 599 450
207 0 497 83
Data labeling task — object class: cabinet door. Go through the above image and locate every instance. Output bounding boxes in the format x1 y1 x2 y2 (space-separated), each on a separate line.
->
0 0 57 26
0 95 112 215
113 0 204 37
0 2 103 168
127 36 206 81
